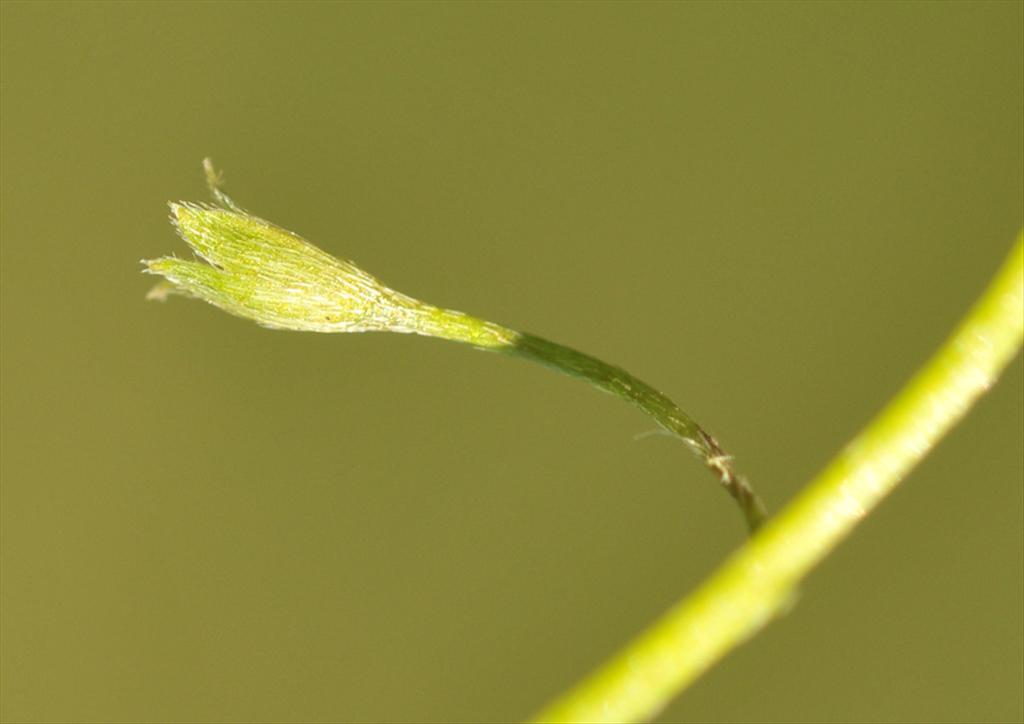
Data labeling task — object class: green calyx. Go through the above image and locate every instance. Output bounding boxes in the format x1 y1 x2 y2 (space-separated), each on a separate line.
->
145 161 516 350
146 201 416 335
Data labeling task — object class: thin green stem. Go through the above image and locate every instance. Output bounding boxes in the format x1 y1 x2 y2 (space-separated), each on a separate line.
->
507 333 767 532
530 233 1024 723
406 304 768 532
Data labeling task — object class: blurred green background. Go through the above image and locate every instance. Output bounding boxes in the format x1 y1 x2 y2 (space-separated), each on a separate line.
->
2 2 1021 722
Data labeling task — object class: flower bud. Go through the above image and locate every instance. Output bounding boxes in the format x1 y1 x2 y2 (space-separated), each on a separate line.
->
143 163 516 349
145 202 421 334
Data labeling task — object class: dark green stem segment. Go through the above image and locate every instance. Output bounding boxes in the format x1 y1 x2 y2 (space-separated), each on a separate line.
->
506 333 768 533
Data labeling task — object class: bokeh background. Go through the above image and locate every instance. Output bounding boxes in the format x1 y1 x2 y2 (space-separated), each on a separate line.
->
2 2 1022 722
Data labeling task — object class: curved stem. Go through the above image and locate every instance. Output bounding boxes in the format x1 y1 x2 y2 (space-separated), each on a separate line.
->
507 333 767 532
531 233 1024 723
406 304 767 532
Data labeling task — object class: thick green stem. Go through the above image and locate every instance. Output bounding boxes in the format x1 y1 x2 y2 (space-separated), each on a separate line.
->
530 233 1024 723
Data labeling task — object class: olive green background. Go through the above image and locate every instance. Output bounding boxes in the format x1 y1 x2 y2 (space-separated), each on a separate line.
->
2 2 1022 722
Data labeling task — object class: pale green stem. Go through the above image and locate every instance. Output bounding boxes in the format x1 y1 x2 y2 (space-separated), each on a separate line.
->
531 233 1024 723
405 304 768 532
